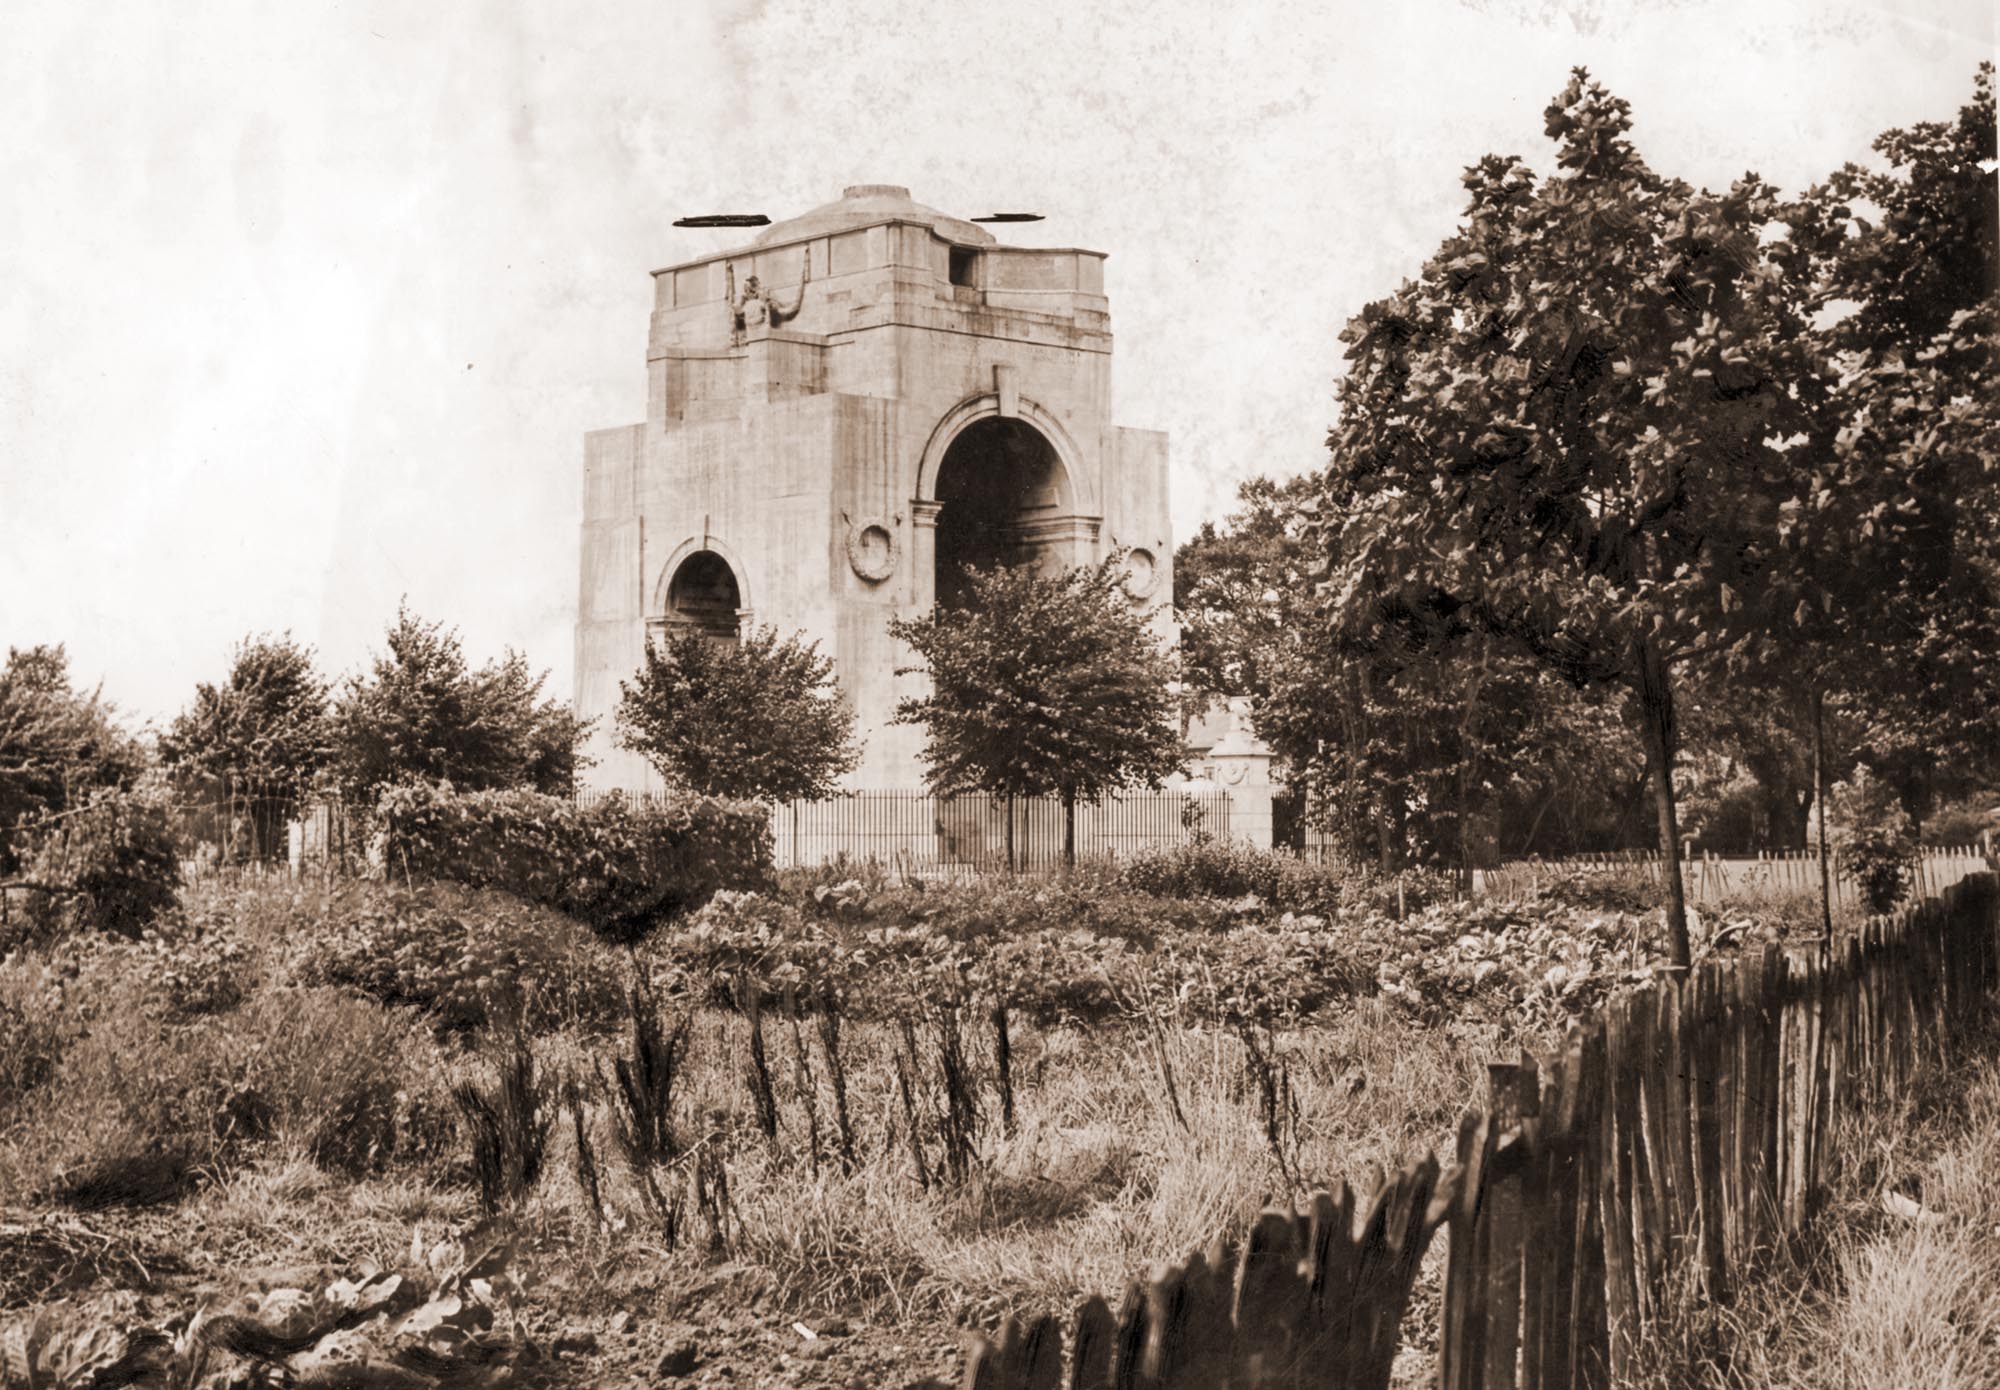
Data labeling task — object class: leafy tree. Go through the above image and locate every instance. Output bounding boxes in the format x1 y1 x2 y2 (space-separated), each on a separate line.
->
1688 63 2000 934
1173 473 1321 704
329 604 592 800
1310 70 1821 966
615 625 860 801
1674 675 1818 851
1776 64 2000 838
1182 473 1648 874
479 648 596 800
890 558 1185 868
1259 611 1647 876
159 633 331 795
0 645 146 872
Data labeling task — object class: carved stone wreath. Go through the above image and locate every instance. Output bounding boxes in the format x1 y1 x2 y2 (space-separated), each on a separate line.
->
845 514 900 583
1120 546 1160 599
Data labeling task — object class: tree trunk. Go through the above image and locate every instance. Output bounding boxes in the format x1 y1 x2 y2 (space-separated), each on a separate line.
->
1638 641 1691 969
1785 790 1812 851
1456 757 1473 896
1813 685 1834 947
1061 785 1077 871
1518 784 1560 858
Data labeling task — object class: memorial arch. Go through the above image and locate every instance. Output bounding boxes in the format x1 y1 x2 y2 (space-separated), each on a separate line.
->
915 395 1100 611
576 184 1169 789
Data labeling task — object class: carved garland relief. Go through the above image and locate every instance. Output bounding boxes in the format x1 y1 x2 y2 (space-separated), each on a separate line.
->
844 512 900 583
1109 534 1165 600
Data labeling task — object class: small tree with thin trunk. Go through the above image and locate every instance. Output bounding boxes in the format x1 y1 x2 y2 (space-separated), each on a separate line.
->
889 557 1185 869
616 625 860 802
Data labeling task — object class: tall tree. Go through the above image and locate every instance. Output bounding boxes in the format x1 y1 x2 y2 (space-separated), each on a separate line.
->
329 604 592 800
1173 473 1321 705
616 625 860 801
1311 70 1819 966
159 632 331 795
1184 472 1647 872
1777 63 2000 838
478 648 597 800
0 645 146 871
890 558 1184 868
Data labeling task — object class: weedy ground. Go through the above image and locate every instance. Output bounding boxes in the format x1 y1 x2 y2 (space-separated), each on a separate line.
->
0 867 1916 1388
0 872 1503 1387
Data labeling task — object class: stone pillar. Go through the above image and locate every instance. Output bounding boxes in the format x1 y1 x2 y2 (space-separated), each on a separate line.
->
1207 696 1277 851
909 500 942 608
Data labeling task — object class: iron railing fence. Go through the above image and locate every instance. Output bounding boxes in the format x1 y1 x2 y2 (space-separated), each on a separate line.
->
578 786 1234 872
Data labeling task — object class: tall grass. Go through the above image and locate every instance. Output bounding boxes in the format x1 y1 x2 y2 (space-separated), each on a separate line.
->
1628 1020 2000 1389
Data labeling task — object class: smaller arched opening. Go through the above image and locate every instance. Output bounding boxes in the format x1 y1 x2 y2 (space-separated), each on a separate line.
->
663 550 742 641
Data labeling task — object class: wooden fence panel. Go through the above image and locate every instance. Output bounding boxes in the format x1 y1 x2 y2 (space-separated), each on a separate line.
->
1597 1000 1640 1381
963 874 1999 1390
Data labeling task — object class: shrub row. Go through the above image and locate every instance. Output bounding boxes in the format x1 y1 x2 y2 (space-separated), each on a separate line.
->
660 862 1797 1038
289 882 631 1033
1115 838 1459 918
369 782 773 937
663 884 1369 1028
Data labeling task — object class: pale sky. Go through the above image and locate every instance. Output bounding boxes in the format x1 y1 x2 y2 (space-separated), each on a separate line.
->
1 0 1991 726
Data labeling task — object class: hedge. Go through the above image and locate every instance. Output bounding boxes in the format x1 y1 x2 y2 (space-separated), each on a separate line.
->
369 782 773 938
9 781 180 942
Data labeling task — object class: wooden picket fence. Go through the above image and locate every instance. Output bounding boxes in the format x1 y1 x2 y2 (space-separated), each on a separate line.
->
1477 845 1991 906
960 870 2000 1389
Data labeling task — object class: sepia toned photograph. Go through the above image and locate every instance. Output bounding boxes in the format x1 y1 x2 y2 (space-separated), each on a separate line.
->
2 2 1996 1385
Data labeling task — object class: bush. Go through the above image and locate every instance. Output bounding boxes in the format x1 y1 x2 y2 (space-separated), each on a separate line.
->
1924 794 1999 848
203 987 459 1174
370 781 773 937
290 881 630 1033
1116 838 1454 917
12 781 180 939
1117 836 1295 902
7 976 457 1196
1832 767 1921 915
120 919 253 1017
664 881 1367 1029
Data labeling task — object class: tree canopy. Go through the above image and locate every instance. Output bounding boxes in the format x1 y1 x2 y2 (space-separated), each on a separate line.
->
890 558 1184 865
1309 69 1840 963
616 625 860 802
1773 62 2000 832
159 632 331 796
1269 63 1997 948
329 604 592 800
1183 476 1649 873
1173 473 1321 705
0 645 146 871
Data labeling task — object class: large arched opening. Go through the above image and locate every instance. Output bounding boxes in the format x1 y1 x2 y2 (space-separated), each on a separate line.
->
931 417 1072 609
663 550 742 641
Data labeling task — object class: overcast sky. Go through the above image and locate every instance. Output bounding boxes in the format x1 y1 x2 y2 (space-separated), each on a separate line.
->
2 0 1991 725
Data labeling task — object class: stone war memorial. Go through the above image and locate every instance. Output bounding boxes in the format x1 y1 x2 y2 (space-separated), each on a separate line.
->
575 185 1272 857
